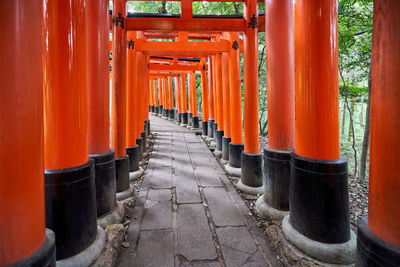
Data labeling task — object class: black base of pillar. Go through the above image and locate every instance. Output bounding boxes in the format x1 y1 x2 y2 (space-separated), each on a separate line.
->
136 137 144 161
188 113 193 126
8 229 56 267
141 131 146 151
147 120 151 135
215 130 224 151
192 116 200 129
151 106 155 113
213 122 218 140
357 218 400 266
208 119 214 138
144 120 148 139
222 137 231 160
263 147 291 212
159 105 163 115
229 143 243 168
115 156 130 193
169 109 175 119
177 113 182 123
89 150 117 217
202 121 208 136
241 152 263 187
148 105 151 112
155 106 159 114
163 109 168 117
290 152 350 243
126 146 139 172
45 160 97 260
182 112 188 125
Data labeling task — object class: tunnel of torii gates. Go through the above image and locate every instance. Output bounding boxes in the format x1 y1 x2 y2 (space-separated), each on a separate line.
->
1 0 399 266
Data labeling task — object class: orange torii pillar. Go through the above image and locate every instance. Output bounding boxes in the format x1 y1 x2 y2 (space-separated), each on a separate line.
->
135 41 147 158
190 71 201 129
162 76 169 118
207 56 215 138
187 73 194 127
215 53 224 154
237 0 263 195
43 0 104 263
176 75 183 123
221 37 232 161
181 74 189 125
153 79 158 113
168 76 175 119
156 78 161 114
126 31 143 180
212 55 219 138
0 1 56 266
282 0 356 264
149 79 155 113
144 58 150 138
111 0 132 201
225 32 244 174
158 77 164 116
255 0 295 221
201 58 210 136
87 0 121 225
357 1 400 265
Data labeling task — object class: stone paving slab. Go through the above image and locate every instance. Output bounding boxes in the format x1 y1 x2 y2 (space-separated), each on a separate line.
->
175 175 202 204
148 167 173 189
141 189 172 230
196 165 223 187
203 187 245 227
133 229 175 267
177 204 218 261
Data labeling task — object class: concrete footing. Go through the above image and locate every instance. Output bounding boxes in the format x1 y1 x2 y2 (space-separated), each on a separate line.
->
255 196 289 221
116 184 134 201
97 202 125 229
57 226 106 267
282 216 356 265
236 180 264 195
129 167 144 181
224 164 242 177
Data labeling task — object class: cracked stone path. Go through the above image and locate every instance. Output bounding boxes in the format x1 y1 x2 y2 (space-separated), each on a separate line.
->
117 114 279 267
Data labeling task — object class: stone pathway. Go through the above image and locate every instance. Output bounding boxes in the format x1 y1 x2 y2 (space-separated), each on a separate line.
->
117 115 280 267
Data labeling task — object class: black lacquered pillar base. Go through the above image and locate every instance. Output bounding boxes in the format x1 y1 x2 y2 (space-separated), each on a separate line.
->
144 121 148 140
289 152 350 243
357 218 400 266
148 105 151 112
202 121 208 136
207 119 214 138
155 106 159 114
240 152 263 187
89 150 117 217
213 122 218 140
169 109 175 119
136 137 144 161
177 113 182 123
159 105 163 116
188 113 193 126
9 229 56 267
222 137 231 160
45 160 97 260
181 112 188 125
263 147 291 212
147 121 151 136
163 109 168 118
229 143 243 168
126 146 139 172
215 130 224 151
141 131 146 151
151 105 155 113
192 116 200 129
115 156 130 193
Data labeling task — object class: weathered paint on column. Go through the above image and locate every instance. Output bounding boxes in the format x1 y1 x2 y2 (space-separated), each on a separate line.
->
243 0 259 154
229 32 243 145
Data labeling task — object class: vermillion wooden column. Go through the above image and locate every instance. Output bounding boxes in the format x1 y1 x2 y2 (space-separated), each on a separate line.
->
243 0 259 155
216 54 224 132
163 77 169 116
150 79 154 111
43 0 100 260
190 71 200 129
228 32 244 168
238 0 263 194
201 58 210 135
284 1 354 264
356 2 400 266
144 58 150 135
87 0 118 218
0 1 55 265
155 78 160 111
181 74 189 124
176 75 182 121
212 55 218 135
169 76 174 118
207 56 215 137
111 0 127 160
221 41 231 160
256 0 295 221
